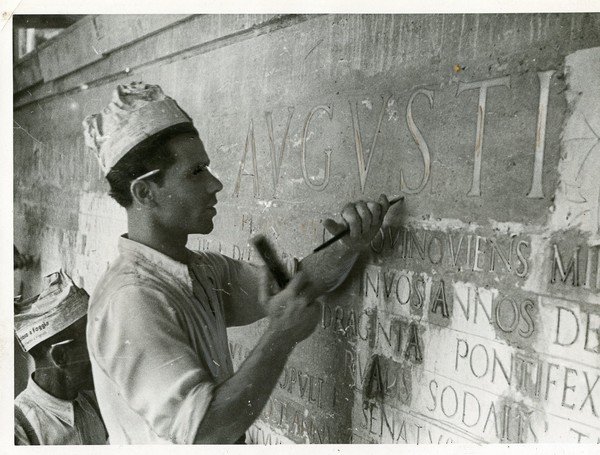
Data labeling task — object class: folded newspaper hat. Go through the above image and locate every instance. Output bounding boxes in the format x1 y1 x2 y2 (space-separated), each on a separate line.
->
82 82 193 173
14 270 89 352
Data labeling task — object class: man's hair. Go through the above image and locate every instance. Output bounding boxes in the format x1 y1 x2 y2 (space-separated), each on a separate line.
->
106 123 198 208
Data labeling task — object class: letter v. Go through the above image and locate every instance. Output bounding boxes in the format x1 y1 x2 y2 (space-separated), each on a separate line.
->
350 94 392 193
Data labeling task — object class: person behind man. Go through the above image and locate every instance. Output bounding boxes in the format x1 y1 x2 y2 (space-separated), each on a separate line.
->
14 245 34 271
83 82 391 444
14 270 107 445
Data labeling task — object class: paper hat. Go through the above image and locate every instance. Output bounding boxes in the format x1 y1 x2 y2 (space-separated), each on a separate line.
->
14 270 89 352
82 82 193 173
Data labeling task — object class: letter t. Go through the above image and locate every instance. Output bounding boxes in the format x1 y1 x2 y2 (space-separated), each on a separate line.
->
457 76 511 196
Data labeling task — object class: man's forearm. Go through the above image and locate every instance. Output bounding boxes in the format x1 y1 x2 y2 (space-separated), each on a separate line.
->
251 241 360 321
193 329 292 444
299 240 361 294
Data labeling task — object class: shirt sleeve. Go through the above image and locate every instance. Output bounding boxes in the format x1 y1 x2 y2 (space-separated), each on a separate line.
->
14 422 31 445
87 285 215 444
14 406 34 445
200 252 265 327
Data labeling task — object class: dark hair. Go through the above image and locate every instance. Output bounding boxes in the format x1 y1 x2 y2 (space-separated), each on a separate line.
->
106 123 198 208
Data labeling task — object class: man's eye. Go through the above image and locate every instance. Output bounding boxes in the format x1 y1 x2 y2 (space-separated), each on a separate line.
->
192 166 205 175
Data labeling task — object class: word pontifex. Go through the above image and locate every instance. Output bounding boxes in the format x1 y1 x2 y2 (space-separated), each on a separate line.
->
455 337 600 417
233 71 556 199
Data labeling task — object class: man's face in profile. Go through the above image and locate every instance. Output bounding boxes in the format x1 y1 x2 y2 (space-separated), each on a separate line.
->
151 133 224 236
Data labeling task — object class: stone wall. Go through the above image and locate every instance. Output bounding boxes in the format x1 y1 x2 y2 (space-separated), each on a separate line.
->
13 14 600 443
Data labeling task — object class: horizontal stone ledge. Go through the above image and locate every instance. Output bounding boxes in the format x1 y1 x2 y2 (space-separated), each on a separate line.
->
13 14 315 108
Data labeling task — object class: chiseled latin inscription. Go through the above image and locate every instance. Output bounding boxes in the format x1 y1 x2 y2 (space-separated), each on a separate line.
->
357 401 457 444
430 279 450 318
279 365 327 409
198 238 227 256
370 227 530 278
567 427 600 443
361 269 537 339
233 119 259 197
456 71 555 198
201 238 298 274
585 244 600 290
527 70 556 199
400 89 434 194
198 239 254 262
240 213 254 234
350 95 392 193
259 396 341 443
321 303 374 340
456 76 511 197
361 267 433 313
454 284 536 339
322 303 424 363
554 305 600 354
552 244 581 286
405 322 424 362
551 243 600 290
454 336 600 418
265 107 294 195
344 348 412 404
232 71 557 198
364 355 385 399
302 105 333 191
427 379 540 443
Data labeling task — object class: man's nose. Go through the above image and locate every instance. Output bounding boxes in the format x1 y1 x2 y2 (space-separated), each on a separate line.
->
209 170 224 194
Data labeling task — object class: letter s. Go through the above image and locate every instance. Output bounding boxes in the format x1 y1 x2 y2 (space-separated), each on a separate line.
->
427 379 438 412
519 299 535 338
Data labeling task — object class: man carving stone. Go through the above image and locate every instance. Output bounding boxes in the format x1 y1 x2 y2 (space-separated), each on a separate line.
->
83 82 390 444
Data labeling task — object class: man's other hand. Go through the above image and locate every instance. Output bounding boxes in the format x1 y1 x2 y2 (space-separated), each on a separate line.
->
260 270 321 350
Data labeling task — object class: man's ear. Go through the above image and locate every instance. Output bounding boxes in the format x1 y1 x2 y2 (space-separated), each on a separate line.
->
130 180 156 207
48 344 69 369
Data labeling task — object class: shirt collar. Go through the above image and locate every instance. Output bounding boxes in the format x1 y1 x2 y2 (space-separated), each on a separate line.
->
118 235 193 289
26 376 75 426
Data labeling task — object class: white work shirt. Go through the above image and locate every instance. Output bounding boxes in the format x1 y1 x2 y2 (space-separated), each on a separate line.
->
14 376 107 445
87 236 261 444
